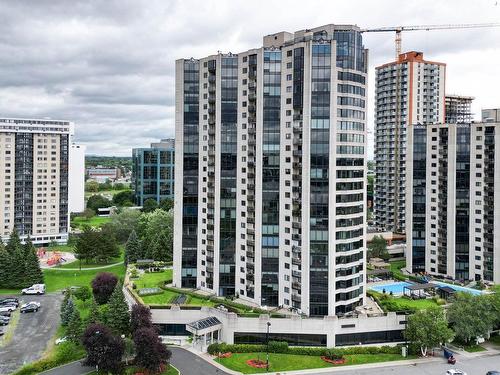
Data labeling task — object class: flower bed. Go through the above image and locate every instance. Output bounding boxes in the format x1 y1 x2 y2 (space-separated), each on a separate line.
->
246 359 267 368
217 352 232 358
321 356 346 365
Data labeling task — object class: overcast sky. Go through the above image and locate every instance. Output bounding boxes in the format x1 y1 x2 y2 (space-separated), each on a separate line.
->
1 0 499 157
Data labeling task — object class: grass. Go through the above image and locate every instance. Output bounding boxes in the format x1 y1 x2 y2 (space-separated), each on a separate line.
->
84 188 130 199
0 309 20 347
489 335 500 347
390 260 406 280
464 344 487 352
43 263 126 292
43 244 76 253
54 246 124 269
215 352 410 374
369 290 439 312
72 216 112 229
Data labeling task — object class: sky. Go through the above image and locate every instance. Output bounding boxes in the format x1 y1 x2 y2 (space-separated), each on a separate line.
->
0 0 499 157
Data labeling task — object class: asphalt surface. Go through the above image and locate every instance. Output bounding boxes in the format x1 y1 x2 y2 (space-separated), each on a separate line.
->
170 347 230 375
328 353 500 375
0 293 64 374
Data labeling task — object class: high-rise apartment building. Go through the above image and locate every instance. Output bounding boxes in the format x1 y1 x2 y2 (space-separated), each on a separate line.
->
374 52 446 233
68 143 86 213
0 118 76 245
174 24 368 317
406 119 500 283
445 95 474 123
132 139 175 205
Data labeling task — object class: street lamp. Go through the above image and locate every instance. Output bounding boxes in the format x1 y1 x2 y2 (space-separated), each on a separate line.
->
266 322 271 372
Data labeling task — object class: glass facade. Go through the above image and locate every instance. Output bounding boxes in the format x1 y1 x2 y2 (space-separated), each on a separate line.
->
309 43 331 317
132 147 175 205
181 60 199 288
483 126 495 281
455 127 470 280
261 50 281 307
411 127 427 272
234 332 327 347
335 330 403 346
219 56 238 296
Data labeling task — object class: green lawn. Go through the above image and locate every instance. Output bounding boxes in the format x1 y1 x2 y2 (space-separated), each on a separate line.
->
464 344 487 352
72 216 112 229
369 290 439 312
43 244 76 253
489 335 500 347
54 246 124 269
43 263 126 292
390 260 406 280
84 188 130 199
216 352 410 374
133 269 173 289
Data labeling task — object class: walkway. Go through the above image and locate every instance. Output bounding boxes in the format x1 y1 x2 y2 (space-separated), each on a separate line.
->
46 262 123 271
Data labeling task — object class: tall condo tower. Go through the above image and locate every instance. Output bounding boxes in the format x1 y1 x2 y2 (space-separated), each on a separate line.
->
174 24 368 317
374 52 445 233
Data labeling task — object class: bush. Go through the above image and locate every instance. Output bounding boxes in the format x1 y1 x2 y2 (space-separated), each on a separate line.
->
267 341 288 353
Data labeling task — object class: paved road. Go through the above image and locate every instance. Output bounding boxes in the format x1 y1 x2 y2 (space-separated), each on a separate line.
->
323 353 500 375
0 293 64 374
39 360 93 375
45 262 123 271
170 347 231 375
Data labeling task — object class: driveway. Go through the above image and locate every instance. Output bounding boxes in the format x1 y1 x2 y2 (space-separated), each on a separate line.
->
0 293 64 374
170 347 231 375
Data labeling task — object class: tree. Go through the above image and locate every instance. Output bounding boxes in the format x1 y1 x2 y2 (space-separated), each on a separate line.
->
87 194 112 212
405 307 454 356
75 226 120 264
142 198 158 213
104 208 141 242
73 286 92 304
133 327 172 373
75 226 99 264
96 225 120 263
112 190 135 207
85 180 99 192
104 282 130 335
91 272 118 305
138 209 173 262
61 298 75 326
66 309 83 344
82 323 124 374
131 304 153 333
368 235 390 261
159 198 174 212
86 298 102 325
447 293 496 344
125 230 141 265
82 208 95 220
23 236 44 287
0 243 9 288
6 229 25 288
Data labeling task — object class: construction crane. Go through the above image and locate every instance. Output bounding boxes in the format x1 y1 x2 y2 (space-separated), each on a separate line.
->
361 23 500 59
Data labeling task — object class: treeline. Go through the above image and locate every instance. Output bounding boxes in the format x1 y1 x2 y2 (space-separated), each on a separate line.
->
75 226 121 264
0 230 44 289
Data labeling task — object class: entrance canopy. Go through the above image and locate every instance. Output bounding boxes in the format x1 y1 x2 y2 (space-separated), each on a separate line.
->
186 316 222 336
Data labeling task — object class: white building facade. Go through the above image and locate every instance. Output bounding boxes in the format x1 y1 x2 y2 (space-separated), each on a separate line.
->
69 143 86 213
406 120 500 284
0 118 76 245
174 24 368 317
375 52 446 234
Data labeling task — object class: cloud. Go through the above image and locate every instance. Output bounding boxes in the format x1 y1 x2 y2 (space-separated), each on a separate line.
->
0 0 499 155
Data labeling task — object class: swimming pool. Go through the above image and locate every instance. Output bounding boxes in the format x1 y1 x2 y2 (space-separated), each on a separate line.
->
369 281 485 296
369 282 411 295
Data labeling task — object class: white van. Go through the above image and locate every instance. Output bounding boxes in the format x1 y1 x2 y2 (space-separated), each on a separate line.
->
21 284 46 295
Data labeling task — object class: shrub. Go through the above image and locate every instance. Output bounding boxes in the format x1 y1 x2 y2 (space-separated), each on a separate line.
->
91 272 118 304
267 341 288 353
324 349 343 360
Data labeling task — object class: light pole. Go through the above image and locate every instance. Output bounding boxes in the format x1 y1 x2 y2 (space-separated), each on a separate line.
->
266 322 271 372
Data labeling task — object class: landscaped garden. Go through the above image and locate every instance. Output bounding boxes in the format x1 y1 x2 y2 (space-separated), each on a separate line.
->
71 215 112 230
209 342 412 374
368 289 441 312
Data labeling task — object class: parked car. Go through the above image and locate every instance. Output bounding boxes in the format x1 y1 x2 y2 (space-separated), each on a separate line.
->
446 370 467 375
0 310 11 317
0 304 17 313
0 298 19 307
486 372 500 375
20 301 41 313
22 284 46 295
0 316 9 326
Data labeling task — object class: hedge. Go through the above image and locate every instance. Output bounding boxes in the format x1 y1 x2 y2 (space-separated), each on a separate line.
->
207 341 401 356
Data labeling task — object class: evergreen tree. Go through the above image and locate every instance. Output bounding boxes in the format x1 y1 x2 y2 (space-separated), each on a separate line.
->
6 229 25 288
61 298 75 326
23 236 44 286
86 298 101 325
105 282 130 335
67 308 83 344
125 230 141 264
0 243 10 288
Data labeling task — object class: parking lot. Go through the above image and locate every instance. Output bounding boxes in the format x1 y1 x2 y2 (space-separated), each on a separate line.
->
0 293 64 374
